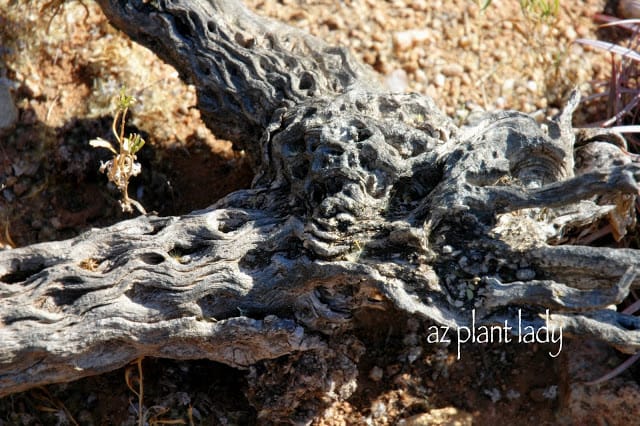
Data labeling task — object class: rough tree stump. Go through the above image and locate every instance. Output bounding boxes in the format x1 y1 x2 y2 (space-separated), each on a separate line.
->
2 0 640 421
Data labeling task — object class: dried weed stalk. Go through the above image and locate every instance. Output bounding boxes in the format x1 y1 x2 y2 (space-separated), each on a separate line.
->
574 15 640 385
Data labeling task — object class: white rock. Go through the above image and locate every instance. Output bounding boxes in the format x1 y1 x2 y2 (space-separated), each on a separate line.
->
502 78 515 93
495 97 507 109
565 26 577 40
385 69 409 93
368 366 384 381
393 29 431 51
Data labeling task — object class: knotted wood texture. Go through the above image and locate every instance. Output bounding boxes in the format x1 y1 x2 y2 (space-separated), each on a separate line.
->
2 0 640 420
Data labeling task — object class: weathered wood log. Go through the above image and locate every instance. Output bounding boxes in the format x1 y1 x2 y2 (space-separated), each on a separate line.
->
2 0 640 420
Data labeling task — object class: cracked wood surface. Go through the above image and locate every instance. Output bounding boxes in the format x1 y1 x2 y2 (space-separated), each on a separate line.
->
2 0 640 419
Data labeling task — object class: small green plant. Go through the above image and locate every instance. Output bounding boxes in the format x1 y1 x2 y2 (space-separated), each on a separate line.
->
475 0 493 11
475 0 559 20
90 87 147 214
475 0 564 105
519 0 559 20
40 0 91 32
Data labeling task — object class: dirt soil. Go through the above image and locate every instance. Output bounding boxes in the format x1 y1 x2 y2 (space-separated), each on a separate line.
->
1 0 639 424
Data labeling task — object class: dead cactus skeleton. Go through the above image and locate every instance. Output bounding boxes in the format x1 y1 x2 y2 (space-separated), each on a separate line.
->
1 0 640 420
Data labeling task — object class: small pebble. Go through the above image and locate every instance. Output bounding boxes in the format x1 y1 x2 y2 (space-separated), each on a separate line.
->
407 346 423 364
371 401 386 418
399 408 473 426
564 26 577 40
413 69 427 83
495 97 507 109
543 385 558 399
369 366 384 381
385 69 408 93
502 79 515 93
393 29 431 51
506 389 521 400
441 63 464 77
483 388 502 403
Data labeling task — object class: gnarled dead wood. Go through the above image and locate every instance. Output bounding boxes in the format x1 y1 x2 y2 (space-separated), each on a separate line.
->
2 0 640 420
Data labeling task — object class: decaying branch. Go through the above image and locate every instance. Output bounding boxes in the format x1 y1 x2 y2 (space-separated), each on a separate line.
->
95 0 379 163
2 0 640 419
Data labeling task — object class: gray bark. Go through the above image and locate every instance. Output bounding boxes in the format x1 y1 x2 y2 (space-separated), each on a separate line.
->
2 0 640 420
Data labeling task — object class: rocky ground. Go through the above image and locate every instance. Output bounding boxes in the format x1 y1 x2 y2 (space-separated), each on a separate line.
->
1 0 639 424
